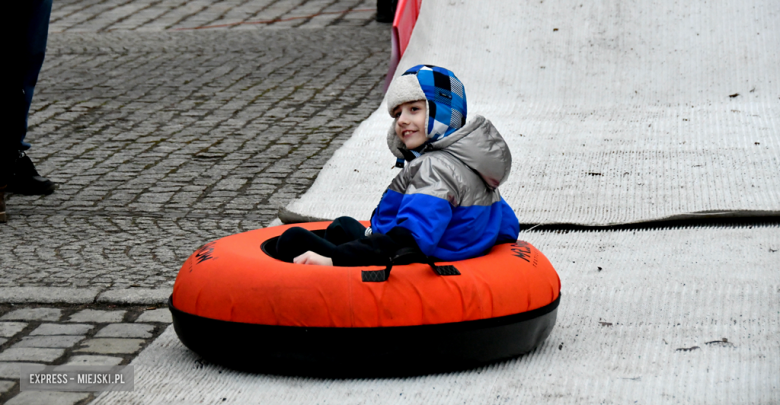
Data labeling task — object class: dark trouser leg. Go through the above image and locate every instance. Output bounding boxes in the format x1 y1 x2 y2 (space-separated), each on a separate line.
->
376 0 398 23
276 217 367 263
0 3 27 158
275 227 339 263
20 0 53 150
0 4 26 220
2 0 51 152
2 0 55 196
324 216 367 245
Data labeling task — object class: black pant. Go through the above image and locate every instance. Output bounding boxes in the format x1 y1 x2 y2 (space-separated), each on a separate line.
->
1 0 52 153
275 216 366 263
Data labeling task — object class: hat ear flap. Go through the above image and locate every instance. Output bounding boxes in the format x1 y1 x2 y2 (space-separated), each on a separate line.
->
386 122 406 160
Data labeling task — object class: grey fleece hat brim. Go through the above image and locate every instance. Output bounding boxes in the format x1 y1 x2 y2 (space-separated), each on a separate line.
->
386 74 426 117
385 74 429 158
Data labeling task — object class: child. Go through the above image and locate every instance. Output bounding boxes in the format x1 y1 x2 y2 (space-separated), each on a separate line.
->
276 65 519 266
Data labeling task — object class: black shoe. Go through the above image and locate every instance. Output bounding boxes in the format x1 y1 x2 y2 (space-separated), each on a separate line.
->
7 151 56 195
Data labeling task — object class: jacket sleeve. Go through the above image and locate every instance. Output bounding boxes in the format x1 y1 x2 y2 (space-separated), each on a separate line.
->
393 156 457 255
496 196 520 243
331 157 458 265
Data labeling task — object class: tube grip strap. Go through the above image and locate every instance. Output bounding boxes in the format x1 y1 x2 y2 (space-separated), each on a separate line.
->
361 263 393 282
361 251 460 282
432 265 460 276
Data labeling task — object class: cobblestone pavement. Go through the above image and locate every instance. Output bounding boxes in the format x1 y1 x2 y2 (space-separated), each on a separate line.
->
3 22 389 291
0 303 171 404
0 1 388 403
50 0 378 32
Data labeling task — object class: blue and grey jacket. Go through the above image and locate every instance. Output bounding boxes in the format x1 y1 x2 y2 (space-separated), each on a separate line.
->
330 65 519 266
370 115 520 261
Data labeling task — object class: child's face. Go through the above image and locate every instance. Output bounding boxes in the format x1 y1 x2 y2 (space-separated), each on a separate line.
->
393 100 427 150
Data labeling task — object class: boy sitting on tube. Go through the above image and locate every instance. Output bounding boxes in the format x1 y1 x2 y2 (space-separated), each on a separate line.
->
276 65 519 266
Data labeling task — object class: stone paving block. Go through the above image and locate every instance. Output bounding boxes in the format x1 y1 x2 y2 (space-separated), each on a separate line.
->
0 337 6 345
0 379 15 394
67 309 126 323
0 287 100 304
97 288 171 305
75 338 146 354
65 355 124 366
95 323 154 339
135 308 172 323
0 348 65 363
0 323 28 338
0 362 44 379
6 391 90 405
13 335 86 349
30 324 93 336
0 308 62 322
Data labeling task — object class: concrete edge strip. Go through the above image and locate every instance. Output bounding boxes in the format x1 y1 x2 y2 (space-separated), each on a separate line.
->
0 287 172 306
279 206 780 227
519 210 780 230
277 207 331 224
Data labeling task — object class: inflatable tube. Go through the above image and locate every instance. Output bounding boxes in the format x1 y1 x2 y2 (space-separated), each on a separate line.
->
169 222 561 377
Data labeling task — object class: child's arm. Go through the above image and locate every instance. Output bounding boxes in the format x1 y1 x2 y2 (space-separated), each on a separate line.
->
330 158 457 265
293 251 333 266
496 196 520 242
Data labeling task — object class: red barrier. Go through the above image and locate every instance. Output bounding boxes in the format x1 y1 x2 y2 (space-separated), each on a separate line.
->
394 0 423 56
385 0 423 91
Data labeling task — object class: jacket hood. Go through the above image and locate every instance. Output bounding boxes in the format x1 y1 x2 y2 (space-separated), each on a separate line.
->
386 115 512 189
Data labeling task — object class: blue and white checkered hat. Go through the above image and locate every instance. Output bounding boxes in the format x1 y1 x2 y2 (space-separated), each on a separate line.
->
387 65 468 142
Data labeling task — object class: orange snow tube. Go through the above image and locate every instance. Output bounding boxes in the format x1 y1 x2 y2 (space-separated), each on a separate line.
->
169 221 561 377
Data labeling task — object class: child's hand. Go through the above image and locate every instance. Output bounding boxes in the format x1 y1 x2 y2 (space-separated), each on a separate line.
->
294 251 334 266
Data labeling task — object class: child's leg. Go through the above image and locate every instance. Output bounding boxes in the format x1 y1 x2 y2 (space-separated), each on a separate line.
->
324 216 367 245
275 227 338 263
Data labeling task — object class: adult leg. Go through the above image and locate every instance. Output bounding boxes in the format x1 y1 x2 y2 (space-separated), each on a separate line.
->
7 0 55 195
0 58 20 220
275 227 339 263
20 0 53 151
324 216 367 245
0 4 27 221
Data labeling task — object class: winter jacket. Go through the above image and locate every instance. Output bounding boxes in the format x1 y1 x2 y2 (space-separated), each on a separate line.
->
330 115 519 266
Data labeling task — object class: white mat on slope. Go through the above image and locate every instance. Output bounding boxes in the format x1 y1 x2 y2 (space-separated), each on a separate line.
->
94 225 779 404
284 0 780 225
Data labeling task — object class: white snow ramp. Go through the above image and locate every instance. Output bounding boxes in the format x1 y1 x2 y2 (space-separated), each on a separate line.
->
284 0 780 225
94 226 779 404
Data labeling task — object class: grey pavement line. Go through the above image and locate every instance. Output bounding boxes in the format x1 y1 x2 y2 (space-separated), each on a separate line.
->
0 287 171 305
44 26 390 54
7 206 273 221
